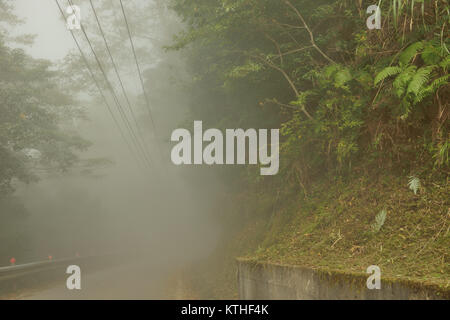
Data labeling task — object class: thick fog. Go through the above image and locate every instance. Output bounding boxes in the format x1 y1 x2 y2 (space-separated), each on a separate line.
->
2 0 223 291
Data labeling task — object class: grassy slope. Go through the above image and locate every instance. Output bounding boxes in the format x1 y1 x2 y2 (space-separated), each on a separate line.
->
240 172 449 289
182 170 448 299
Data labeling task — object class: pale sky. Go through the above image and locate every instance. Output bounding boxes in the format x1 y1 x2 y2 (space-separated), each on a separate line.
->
12 0 74 60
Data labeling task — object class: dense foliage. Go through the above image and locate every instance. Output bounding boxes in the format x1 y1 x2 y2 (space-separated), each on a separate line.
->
170 0 449 192
167 1 449 296
0 41 91 194
0 2 90 196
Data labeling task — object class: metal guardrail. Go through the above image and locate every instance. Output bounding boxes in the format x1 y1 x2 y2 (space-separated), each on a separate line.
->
0 257 81 282
0 254 124 297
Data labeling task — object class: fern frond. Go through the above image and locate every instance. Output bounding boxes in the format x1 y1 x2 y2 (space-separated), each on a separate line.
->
428 74 450 91
393 65 416 97
399 41 424 65
408 176 421 195
415 74 450 103
413 87 431 104
439 55 450 70
371 209 387 233
374 66 402 85
406 66 434 95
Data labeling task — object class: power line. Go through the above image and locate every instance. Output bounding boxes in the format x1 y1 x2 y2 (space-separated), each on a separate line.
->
119 0 167 170
66 0 153 169
54 0 144 169
89 0 155 166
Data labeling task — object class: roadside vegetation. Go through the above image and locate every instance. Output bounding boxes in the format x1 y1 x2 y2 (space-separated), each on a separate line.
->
169 0 449 298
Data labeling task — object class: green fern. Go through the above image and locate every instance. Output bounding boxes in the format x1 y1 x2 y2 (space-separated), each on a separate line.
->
439 55 450 70
414 74 450 103
393 65 416 97
374 66 402 85
399 41 424 65
408 176 421 195
375 39 447 106
406 66 434 96
428 74 450 91
413 87 432 104
371 209 387 233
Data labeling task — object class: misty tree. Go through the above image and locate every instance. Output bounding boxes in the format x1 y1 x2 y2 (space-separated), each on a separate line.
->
0 1 90 195
0 1 113 264
0 42 92 195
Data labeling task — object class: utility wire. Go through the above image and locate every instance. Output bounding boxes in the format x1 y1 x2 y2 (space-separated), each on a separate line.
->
54 0 144 169
89 0 154 166
66 0 151 169
119 0 167 171
66 0 153 169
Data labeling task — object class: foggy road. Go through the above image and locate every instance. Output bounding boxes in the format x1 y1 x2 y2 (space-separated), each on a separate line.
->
18 262 177 300
1 0 447 307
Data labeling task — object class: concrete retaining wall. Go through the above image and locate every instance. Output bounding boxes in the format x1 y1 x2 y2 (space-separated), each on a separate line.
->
237 259 448 300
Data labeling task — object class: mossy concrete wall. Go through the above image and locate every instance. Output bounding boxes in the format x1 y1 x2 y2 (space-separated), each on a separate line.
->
237 259 448 300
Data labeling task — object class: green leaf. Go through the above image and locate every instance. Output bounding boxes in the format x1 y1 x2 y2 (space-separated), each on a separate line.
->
374 66 402 85
334 68 352 88
371 209 387 233
399 41 424 65
393 65 417 97
406 66 434 96
408 176 421 195
421 42 442 65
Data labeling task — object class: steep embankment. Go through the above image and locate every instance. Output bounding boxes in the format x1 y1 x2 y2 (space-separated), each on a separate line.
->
178 172 448 299
166 0 450 299
237 172 449 292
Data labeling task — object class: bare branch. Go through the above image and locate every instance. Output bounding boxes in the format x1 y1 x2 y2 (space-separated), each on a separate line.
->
264 32 284 65
251 54 299 96
249 54 313 119
280 45 314 57
265 98 297 110
265 97 313 120
283 0 336 64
